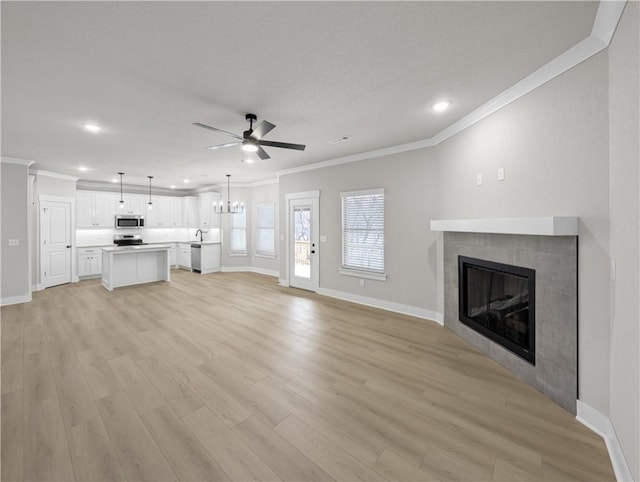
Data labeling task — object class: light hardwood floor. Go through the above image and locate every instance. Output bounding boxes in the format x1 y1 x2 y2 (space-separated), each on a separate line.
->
1 271 614 481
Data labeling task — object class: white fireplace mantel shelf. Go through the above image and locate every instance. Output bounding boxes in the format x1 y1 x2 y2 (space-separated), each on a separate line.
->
430 217 579 236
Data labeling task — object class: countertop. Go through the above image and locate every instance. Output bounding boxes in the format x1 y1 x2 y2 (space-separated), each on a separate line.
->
78 240 220 248
101 244 173 253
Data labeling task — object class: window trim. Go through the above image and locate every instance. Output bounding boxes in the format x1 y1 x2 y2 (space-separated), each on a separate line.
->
340 187 386 281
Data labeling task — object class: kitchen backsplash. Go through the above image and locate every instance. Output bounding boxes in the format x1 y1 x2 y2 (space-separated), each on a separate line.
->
76 227 221 246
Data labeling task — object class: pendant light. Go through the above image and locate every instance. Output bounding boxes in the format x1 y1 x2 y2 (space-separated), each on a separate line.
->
214 174 244 214
147 176 153 210
117 172 125 209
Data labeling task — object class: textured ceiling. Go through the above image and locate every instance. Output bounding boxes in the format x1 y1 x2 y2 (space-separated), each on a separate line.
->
1 1 598 189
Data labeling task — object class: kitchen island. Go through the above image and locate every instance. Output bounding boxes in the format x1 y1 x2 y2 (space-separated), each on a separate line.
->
101 244 171 291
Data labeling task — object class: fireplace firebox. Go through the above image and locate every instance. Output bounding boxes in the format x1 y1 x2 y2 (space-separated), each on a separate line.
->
458 256 536 364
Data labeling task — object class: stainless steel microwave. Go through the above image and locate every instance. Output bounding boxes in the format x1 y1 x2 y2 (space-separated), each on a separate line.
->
115 214 145 229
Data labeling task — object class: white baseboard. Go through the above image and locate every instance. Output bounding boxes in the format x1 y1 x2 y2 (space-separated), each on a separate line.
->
1 293 32 306
221 266 279 278
31 283 43 292
316 287 443 325
278 278 289 287
576 400 635 481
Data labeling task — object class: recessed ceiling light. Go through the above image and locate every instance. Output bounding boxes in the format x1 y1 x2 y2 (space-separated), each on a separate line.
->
432 100 452 112
81 122 101 133
170 185 176 189
111 178 118 183
78 166 89 172
183 179 190 184
244 158 254 164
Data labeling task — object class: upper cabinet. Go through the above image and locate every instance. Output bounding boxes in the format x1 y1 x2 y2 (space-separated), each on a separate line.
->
146 196 183 227
182 196 198 228
198 192 221 228
77 191 117 228
118 194 147 215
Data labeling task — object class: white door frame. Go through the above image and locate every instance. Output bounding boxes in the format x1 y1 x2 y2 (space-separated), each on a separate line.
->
285 190 320 291
39 195 76 289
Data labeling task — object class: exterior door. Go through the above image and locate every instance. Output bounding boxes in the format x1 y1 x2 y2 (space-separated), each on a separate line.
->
288 196 319 291
41 200 72 288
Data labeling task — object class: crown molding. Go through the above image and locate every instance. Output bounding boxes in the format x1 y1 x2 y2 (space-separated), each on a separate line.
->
277 0 626 179
1 156 34 167
30 169 79 181
192 177 278 193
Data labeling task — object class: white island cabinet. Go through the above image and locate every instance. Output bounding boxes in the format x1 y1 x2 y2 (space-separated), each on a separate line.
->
101 245 171 291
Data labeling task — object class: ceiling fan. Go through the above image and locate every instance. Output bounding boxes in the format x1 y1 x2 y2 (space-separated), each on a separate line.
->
193 113 305 160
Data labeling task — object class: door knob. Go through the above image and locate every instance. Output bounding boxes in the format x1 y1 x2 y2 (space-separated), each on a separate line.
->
66 245 72 248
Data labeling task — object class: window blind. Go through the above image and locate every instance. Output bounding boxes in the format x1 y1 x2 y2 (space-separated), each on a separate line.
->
256 203 275 256
230 211 247 253
341 189 384 273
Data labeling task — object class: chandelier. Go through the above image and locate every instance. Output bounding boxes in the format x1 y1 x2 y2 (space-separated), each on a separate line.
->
214 174 244 214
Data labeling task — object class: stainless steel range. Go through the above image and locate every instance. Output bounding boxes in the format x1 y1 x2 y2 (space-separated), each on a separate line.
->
113 234 148 246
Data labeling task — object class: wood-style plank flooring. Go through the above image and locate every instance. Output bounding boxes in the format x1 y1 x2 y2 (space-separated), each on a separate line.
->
1 271 615 481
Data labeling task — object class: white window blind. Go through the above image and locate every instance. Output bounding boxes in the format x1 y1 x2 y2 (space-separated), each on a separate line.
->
341 188 384 274
230 210 247 253
256 203 275 256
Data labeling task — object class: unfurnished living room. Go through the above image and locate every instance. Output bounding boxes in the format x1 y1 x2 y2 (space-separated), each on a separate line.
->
1 1 638 481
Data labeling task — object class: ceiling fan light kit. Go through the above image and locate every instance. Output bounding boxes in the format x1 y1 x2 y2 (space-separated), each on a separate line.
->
194 112 306 161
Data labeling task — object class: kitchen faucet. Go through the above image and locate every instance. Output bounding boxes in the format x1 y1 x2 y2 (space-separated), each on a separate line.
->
195 229 203 242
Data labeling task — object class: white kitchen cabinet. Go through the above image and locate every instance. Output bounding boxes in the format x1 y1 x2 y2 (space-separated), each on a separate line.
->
201 243 221 273
118 194 146 215
198 192 221 228
178 243 191 269
77 192 117 227
168 244 177 267
147 196 183 227
77 247 103 277
182 196 198 227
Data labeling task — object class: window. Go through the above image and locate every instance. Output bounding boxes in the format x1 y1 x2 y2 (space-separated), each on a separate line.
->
256 203 276 257
340 188 386 280
229 210 247 254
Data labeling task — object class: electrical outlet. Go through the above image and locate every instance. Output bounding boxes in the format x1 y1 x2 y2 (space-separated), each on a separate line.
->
497 167 505 181
476 173 483 186
8 239 19 247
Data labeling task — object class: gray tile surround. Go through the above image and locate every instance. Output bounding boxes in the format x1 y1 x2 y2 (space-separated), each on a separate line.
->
444 232 578 413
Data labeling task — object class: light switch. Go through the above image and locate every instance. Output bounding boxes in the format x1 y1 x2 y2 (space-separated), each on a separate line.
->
8 239 19 247
476 173 483 186
497 168 505 181
320 235 327 243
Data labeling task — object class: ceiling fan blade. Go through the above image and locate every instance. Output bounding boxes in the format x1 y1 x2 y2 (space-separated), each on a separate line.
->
193 122 243 141
250 120 276 140
256 145 271 160
258 140 306 151
207 142 241 150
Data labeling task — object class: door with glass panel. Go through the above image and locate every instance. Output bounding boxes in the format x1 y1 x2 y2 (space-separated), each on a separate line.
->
289 196 319 291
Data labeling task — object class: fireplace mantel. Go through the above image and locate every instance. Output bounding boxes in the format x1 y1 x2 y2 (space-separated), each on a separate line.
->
430 217 579 236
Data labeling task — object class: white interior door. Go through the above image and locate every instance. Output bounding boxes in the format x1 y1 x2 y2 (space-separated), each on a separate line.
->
289 196 319 291
41 200 72 288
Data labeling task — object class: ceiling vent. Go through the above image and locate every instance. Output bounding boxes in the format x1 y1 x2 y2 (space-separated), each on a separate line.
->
329 135 351 144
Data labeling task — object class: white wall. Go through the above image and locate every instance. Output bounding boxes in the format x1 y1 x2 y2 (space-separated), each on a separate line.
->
608 2 639 478
1 161 31 303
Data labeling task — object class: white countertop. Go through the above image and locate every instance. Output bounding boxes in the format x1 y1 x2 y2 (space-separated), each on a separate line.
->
79 240 221 248
102 244 172 253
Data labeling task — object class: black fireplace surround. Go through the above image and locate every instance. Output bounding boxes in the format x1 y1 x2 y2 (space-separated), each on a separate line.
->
458 256 536 364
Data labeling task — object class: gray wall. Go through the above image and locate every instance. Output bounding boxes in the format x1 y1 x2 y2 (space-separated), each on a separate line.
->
434 51 611 414
608 2 639 478
279 149 440 311
1 162 30 301
219 183 280 275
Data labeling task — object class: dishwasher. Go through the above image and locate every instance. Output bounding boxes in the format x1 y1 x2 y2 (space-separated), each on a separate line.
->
191 244 202 273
